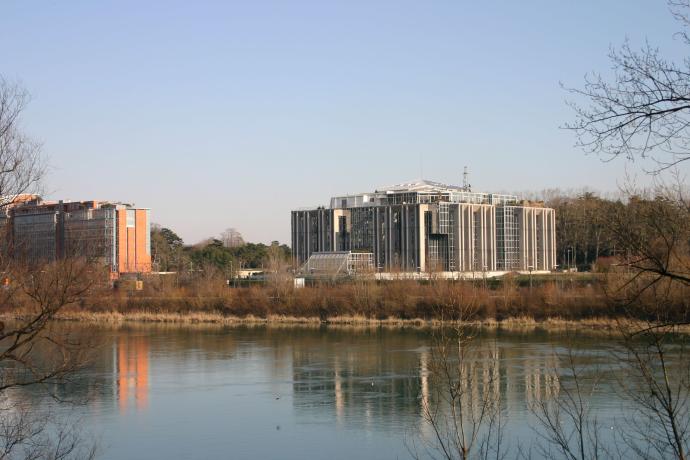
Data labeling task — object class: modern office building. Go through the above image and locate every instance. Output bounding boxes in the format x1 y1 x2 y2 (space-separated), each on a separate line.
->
291 179 556 276
0 196 151 277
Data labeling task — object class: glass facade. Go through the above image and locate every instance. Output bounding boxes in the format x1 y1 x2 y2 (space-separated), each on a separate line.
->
293 181 556 274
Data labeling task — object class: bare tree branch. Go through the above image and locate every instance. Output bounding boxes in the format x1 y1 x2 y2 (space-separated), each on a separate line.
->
565 2 690 172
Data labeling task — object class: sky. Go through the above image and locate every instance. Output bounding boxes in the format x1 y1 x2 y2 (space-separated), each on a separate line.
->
1 0 688 244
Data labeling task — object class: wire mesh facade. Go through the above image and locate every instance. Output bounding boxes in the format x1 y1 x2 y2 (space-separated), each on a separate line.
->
13 210 58 264
63 208 118 272
293 179 557 274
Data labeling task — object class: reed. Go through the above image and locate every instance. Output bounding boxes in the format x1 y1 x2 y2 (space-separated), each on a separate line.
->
4 274 688 328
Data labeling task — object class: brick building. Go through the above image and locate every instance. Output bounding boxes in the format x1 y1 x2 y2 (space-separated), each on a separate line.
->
0 196 151 277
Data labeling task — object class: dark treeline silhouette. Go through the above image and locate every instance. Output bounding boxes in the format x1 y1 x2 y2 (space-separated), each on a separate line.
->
545 190 620 271
150 224 291 274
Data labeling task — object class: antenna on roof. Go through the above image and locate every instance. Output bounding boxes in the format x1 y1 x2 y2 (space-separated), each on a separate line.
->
463 166 471 192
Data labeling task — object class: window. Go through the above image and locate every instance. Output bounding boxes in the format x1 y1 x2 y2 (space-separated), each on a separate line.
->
126 210 135 228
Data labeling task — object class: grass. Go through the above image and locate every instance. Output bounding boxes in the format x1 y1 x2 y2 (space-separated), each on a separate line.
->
3 309 681 335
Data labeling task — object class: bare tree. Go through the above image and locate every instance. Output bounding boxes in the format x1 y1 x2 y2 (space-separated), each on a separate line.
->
220 228 244 248
613 322 690 460
566 1 690 171
411 289 505 460
0 77 44 206
604 180 690 325
412 326 504 460
530 346 608 460
0 397 97 460
0 258 100 460
0 259 97 393
0 76 96 459
264 241 292 299
601 180 690 459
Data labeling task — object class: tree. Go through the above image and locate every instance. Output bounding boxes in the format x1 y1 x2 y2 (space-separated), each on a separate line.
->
226 242 268 269
545 190 619 270
1 259 98 392
566 1 690 171
410 286 505 460
0 76 96 459
600 182 690 459
150 225 187 272
614 321 690 460
264 241 292 298
0 258 99 460
220 228 245 248
566 0 690 287
0 77 44 206
529 346 605 460
414 329 504 460
189 238 235 273
605 182 690 322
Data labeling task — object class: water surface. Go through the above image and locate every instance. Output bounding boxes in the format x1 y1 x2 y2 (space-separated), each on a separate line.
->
32 324 649 459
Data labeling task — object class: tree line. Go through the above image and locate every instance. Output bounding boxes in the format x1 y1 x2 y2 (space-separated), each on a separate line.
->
152 190 685 275
541 189 685 273
150 225 291 274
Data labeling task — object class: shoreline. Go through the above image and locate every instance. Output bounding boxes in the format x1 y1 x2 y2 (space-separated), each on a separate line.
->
4 309 688 334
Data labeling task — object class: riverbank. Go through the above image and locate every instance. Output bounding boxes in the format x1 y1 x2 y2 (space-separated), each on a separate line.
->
55 310 633 331
4 276 689 332
83 278 617 322
5 309 688 335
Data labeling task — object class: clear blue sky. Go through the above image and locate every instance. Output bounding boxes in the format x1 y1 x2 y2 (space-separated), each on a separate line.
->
1 0 687 244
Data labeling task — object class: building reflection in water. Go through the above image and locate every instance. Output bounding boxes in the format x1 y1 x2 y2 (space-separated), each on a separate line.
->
106 329 564 429
290 337 563 434
334 356 344 421
116 335 149 413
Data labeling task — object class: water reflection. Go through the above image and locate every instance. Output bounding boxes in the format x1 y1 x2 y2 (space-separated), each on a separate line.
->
115 335 149 412
523 351 560 407
289 330 426 431
287 331 565 434
54 325 627 459
102 327 568 422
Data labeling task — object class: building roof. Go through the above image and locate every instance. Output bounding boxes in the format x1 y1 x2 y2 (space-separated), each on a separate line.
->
324 178 520 209
375 179 466 193
6 198 148 216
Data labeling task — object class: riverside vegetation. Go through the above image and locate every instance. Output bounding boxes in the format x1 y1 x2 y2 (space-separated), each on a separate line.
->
4 181 689 328
0 271 684 330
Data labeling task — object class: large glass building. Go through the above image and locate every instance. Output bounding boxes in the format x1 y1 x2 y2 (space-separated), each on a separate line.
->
291 179 556 275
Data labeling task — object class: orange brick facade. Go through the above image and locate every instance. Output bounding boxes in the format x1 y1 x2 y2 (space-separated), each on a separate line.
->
117 208 151 274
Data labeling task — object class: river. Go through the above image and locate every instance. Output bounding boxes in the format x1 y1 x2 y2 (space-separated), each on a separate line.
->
22 323 682 459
